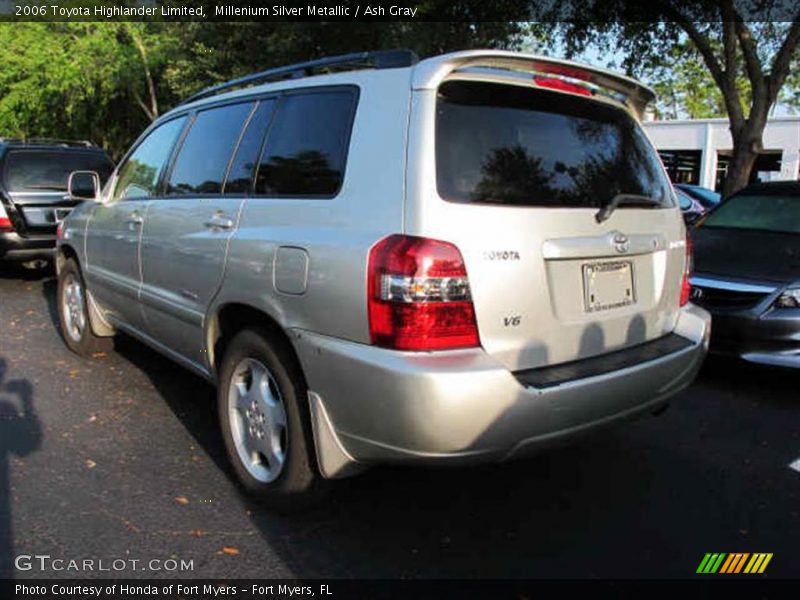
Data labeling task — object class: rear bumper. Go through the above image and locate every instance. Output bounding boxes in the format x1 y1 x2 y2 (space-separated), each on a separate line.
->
0 231 56 262
293 304 710 474
707 308 800 368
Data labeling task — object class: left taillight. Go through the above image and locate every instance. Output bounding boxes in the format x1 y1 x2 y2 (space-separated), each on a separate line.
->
0 203 13 232
680 234 694 306
367 234 480 351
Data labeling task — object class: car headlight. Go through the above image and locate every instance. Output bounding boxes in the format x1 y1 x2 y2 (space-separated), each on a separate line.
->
775 287 800 308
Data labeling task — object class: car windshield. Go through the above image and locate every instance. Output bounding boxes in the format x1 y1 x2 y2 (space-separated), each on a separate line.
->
702 193 800 234
5 150 113 193
436 80 673 208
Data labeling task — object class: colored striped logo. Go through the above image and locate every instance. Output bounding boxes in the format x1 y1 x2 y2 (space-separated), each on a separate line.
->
696 553 773 574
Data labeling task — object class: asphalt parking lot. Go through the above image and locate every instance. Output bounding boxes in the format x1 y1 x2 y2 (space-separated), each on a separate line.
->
0 264 798 580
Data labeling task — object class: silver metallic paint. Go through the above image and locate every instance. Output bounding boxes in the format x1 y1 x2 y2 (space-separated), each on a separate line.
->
57 50 711 478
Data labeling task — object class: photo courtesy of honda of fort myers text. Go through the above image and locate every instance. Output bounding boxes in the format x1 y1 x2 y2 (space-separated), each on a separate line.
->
15 582 337 598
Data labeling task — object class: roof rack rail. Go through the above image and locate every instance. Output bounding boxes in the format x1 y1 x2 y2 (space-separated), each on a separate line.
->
0 137 96 148
180 49 419 106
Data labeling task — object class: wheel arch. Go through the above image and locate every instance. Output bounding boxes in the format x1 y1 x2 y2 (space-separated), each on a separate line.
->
207 302 304 383
55 243 79 275
207 301 365 480
56 243 115 338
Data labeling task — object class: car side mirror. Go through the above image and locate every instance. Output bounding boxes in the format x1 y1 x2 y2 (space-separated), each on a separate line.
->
68 171 101 201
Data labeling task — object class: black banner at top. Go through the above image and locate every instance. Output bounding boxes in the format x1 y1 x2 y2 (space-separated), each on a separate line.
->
1 0 799 22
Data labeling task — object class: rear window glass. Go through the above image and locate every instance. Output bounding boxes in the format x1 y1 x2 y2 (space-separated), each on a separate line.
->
5 151 113 193
436 81 672 208
702 194 800 234
255 90 357 197
168 102 255 195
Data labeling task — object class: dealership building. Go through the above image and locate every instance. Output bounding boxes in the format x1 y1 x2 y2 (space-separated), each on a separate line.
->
643 116 800 192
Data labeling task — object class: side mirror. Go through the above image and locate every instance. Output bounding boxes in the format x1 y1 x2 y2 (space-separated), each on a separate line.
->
67 171 101 201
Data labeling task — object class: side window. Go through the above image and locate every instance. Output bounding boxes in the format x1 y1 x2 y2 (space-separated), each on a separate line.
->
255 90 357 197
114 117 186 201
224 100 275 195
168 102 254 195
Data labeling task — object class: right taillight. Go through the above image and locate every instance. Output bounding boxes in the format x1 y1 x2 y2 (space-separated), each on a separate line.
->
367 234 480 351
680 234 694 306
0 203 13 232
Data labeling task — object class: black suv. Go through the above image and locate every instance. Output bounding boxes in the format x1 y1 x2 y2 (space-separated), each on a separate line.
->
0 139 113 265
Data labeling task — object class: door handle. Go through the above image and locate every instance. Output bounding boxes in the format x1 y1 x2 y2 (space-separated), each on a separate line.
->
125 212 143 227
204 213 234 230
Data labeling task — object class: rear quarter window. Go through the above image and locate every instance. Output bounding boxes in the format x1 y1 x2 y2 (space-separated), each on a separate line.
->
436 81 672 209
4 150 113 193
255 89 358 197
224 100 276 195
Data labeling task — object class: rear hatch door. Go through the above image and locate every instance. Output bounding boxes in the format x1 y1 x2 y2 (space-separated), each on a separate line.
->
409 79 687 372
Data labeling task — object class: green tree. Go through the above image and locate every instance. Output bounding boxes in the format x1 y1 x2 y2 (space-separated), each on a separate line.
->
544 2 800 197
0 20 525 158
0 23 178 158
161 21 526 100
642 39 800 119
646 40 750 119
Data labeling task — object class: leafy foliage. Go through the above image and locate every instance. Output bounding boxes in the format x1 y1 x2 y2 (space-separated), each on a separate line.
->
542 5 800 195
0 21 524 159
0 23 170 157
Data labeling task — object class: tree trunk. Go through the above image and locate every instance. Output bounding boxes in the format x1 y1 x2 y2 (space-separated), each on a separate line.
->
719 58 772 199
129 28 159 122
722 131 760 198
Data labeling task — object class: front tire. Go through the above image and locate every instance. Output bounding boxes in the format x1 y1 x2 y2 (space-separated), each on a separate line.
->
218 328 326 510
57 258 111 357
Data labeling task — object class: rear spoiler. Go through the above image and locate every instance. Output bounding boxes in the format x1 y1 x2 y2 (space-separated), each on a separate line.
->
411 50 656 119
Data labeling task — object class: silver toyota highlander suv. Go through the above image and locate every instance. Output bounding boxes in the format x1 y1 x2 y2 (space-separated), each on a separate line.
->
55 50 711 508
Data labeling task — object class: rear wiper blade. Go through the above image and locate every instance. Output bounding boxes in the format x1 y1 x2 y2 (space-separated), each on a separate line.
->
595 193 662 224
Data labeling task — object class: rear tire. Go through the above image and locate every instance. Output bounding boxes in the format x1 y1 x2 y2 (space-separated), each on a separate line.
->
57 258 111 357
217 328 326 511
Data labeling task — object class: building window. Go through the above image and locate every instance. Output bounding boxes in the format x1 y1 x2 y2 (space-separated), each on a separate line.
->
716 150 783 191
658 150 702 184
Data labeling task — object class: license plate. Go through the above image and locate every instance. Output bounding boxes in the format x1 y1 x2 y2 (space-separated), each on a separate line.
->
583 261 635 312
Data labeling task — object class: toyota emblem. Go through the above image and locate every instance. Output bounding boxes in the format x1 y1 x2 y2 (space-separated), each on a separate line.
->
613 233 630 254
